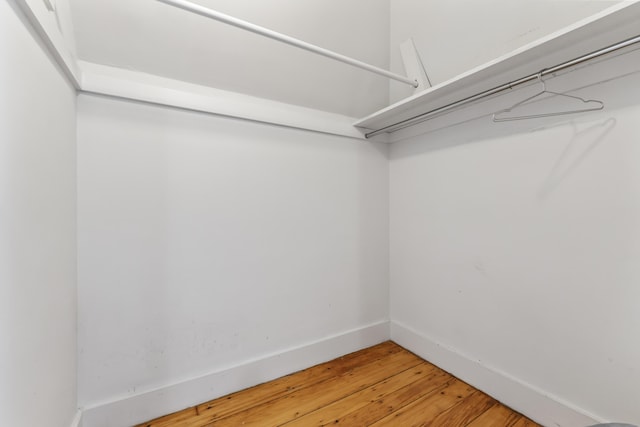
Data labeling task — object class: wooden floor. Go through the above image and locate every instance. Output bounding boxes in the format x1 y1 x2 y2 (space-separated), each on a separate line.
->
137 341 540 427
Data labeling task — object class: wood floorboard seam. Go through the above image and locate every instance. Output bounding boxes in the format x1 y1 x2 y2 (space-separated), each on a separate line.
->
276 362 443 427
137 342 541 427
195 348 421 426
187 342 404 424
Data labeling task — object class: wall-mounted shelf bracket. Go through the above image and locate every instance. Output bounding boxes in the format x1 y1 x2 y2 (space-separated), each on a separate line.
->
355 2 640 140
399 38 432 94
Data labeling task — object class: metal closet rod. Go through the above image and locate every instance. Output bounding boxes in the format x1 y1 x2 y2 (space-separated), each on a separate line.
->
156 0 419 88
365 33 640 138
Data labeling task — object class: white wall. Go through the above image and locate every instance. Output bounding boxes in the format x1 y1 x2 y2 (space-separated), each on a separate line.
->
389 53 640 425
69 0 391 118
77 95 389 413
0 2 78 427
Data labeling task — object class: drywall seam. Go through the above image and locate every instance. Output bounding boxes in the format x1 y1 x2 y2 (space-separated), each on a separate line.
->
80 321 390 427
390 321 606 427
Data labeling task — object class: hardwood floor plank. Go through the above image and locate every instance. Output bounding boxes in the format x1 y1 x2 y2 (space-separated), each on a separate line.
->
193 341 402 422
202 349 423 426
317 366 452 426
135 407 198 427
512 416 543 427
139 341 402 427
281 362 448 426
424 390 497 426
138 342 539 427
369 379 476 426
466 403 525 427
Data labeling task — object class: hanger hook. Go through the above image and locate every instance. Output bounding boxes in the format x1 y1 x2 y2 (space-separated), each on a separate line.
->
536 71 546 92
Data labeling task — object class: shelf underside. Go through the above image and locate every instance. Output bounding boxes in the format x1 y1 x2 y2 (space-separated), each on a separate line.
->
354 2 640 134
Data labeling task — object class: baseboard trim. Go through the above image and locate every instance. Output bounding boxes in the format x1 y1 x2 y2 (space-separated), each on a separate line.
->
390 321 605 427
81 321 390 427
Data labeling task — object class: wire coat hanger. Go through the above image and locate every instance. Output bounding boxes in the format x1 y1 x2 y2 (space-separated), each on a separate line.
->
492 73 604 122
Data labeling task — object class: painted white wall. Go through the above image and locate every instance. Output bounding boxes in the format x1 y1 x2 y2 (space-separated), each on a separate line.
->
0 2 77 427
389 0 621 103
76 94 389 410
389 54 640 425
69 0 390 118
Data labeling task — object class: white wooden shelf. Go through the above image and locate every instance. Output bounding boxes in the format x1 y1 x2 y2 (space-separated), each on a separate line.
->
354 2 640 136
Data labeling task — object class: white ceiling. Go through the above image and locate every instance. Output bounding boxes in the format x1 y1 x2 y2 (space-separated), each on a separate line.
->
68 0 391 118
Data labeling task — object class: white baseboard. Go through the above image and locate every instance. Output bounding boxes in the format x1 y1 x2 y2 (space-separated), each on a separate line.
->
79 320 605 427
390 321 605 427
81 321 390 427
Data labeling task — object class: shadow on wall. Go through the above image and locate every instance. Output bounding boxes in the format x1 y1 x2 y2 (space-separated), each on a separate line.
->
389 111 621 203
537 117 616 200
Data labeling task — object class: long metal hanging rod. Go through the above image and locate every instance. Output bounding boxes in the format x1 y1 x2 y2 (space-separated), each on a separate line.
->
365 33 640 138
156 0 419 88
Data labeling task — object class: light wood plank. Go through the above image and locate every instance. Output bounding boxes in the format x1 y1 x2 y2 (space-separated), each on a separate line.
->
138 342 542 427
369 379 476 427
195 341 402 421
425 390 497 426
282 362 448 426
136 407 198 427
203 349 423 426
512 417 542 427
466 403 524 427
317 366 452 426
137 341 402 427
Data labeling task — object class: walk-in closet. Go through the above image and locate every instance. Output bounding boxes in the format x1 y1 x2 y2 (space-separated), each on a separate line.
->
2 1 640 426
